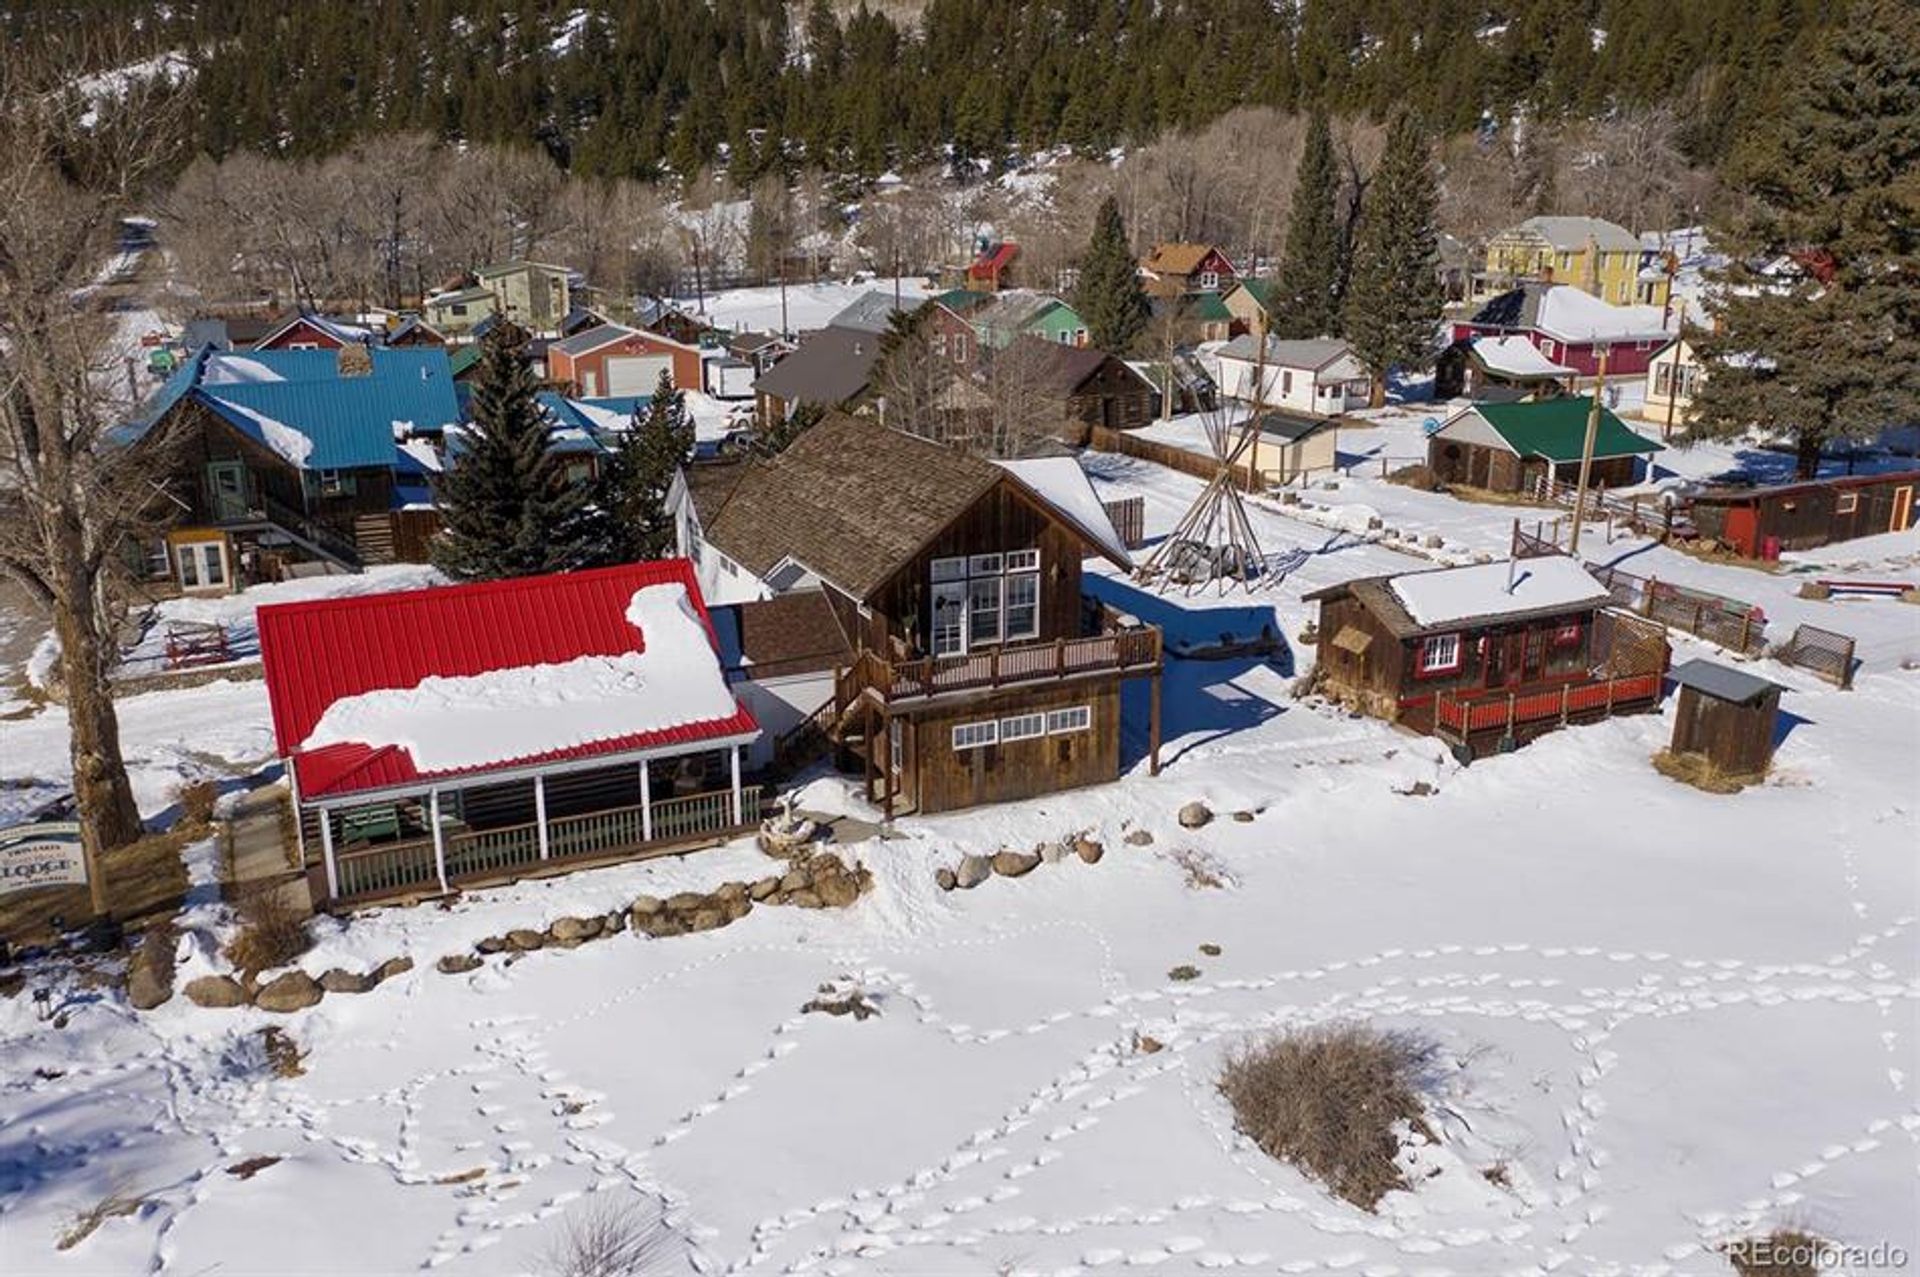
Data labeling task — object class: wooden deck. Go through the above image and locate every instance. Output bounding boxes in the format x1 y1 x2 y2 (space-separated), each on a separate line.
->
1433 671 1664 750
841 628 1162 708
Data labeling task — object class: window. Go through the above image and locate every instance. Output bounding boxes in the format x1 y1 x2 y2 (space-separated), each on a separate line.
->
931 548 1040 653
1836 492 1859 515
931 556 967 583
889 720 903 774
1550 621 1582 648
1417 633 1462 675
1198 271 1219 290
1046 705 1092 734
1001 713 1045 742
1005 572 1039 640
1005 549 1040 572
932 332 947 359
1539 340 1557 360
952 720 998 750
1654 364 1672 397
319 469 347 497
968 575 1003 645
1281 370 1293 396
931 581 967 656
968 553 1003 576
450 303 468 317
176 543 199 588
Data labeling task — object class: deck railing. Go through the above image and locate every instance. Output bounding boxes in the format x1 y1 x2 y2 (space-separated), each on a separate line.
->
1434 671 1664 742
846 628 1162 706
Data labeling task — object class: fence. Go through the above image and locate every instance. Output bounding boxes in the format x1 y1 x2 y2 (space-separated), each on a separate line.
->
1778 623 1856 689
1090 425 1252 488
1582 562 1770 655
1102 496 1146 549
1531 475 1682 539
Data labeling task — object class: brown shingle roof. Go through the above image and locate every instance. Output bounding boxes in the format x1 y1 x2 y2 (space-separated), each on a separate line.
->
728 592 853 679
1141 242 1219 276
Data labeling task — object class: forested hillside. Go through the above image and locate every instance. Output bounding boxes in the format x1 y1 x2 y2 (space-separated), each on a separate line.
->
36 0 1839 181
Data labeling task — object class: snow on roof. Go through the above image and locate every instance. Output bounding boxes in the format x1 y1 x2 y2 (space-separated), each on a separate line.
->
996 457 1133 568
200 354 288 385
215 398 314 467
1534 286 1670 343
299 583 740 775
1513 216 1640 252
1387 557 1610 628
1471 335 1576 378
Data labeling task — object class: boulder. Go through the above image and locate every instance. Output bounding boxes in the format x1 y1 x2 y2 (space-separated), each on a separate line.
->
687 908 728 932
1177 801 1213 829
748 876 781 901
635 912 685 938
1231 810 1256 823
815 873 861 908
1039 841 1071 865
602 910 627 934
786 889 824 909
991 849 1041 878
126 941 175 1012
505 929 546 952
777 870 812 895
548 916 603 943
319 968 375 994
475 935 510 955
436 953 483 975
714 881 748 904
1075 838 1105 865
934 867 958 892
721 895 753 922
1124 829 1154 847
374 956 414 983
184 975 249 1008
630 894 664 917
954 854 993 889
254 971 324 1013
665 892 709 914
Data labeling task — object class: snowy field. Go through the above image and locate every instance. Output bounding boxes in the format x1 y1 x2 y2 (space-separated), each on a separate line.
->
1 441 1917 1275
678 279 933 336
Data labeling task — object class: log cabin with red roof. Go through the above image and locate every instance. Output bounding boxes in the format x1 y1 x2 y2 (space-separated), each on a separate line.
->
257 561 762 909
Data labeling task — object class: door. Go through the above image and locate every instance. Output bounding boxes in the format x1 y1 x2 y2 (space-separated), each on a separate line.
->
930 581 967 657
1484 630 1526 687
207 461 248 521
175 540 228 592
605 354 673 396
1893 485 1914 532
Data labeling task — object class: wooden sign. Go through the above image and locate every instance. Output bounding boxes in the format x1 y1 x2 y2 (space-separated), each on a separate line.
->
0 821 88 896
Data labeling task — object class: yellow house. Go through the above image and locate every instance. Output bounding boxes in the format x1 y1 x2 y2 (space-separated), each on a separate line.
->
1480 216 1670 311
1640 335 1703 433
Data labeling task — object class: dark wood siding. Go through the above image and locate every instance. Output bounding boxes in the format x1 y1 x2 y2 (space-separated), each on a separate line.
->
1670 685 1779 776
903 677 1122 814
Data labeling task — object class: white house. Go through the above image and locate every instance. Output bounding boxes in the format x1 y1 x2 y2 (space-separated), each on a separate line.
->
1641 336 1703 429
1215 336 1370 416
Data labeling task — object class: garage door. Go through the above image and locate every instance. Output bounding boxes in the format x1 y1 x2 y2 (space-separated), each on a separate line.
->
604 354 674 396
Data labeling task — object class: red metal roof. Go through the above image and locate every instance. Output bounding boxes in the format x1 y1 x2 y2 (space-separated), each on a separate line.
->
257 561 758 802
970 242 1018 275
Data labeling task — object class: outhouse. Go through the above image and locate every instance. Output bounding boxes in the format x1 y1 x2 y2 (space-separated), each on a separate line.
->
1666 658 1785 778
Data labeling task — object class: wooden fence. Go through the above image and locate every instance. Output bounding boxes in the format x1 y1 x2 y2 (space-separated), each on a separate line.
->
1778 623 1856 689
1090 425 1252 487
1582 562 1769 655
1102 496 1146 549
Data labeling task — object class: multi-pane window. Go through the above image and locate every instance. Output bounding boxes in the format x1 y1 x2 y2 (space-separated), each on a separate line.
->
1045 705 1092 734
1005 572 1039 640
931 550 1041 652
952 721 998 750
968 575 1003 646
1001 713 1046 742
1417 633 1462 675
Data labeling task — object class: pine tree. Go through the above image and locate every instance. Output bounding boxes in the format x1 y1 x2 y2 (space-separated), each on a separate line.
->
1073 196 1150 355
1342 113 1444 407
432 322 591 581
590 369 696 564
1692 0 1920 478
1272 112 1342 338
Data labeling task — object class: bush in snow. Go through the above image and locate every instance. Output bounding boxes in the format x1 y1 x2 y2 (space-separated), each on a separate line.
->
540 1200 677 1277
1218 1023 1439 1211
224 885 310 976
1724 1229 1832 1277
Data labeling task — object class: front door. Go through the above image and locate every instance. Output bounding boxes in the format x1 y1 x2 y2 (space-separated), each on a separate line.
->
1892 485 1914 533
207 461 248 522
175 540 229 592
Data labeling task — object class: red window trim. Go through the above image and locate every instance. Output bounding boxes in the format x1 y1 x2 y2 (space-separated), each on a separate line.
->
1413 632 1464 678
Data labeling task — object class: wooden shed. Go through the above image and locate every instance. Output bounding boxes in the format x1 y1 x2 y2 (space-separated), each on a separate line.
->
1666 658 1784 779
1685 470 1920 558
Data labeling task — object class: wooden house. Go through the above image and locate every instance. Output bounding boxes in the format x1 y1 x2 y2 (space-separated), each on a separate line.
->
1434 335 1578 401
965 241 1019 292
258 560 761 910
253 311 381 351
751 326 889 427
970 291 1089 350
1665 659 1784 780
547 323 704 397
1426 400 1661 495
923 294 986 367
1216 336 1369 416
670 414 1162 815
1140 243 1237 295
126 346 462 592
1640 336 1702 428
1021 342 1157 438
473 260 575 334
1479 216 1669 309
1304 556 1669 756
1222 279 1278 336
1685 470 1920 558
1452 282 1674 379
423 285 496 336
1244 412 1340 487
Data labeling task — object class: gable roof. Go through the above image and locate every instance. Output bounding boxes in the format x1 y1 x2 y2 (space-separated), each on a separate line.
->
976 290 1074 334
1469 282 1671 344
474 259 571 279
1467 335 1577 380
1218 335 1361 377
1306 557 1611 638
1231 278 1279 310
253 312 378 349
1446 399 1663 463
1508 216 1640 253
258 560 756 802
827 290 917 334
711 592 854 681
969 241 1019 274
551 321 697 358
751 326 886 405
993 456 1132 567
1142 242 1226 276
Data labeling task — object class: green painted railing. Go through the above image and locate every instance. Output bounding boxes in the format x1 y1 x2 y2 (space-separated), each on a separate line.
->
334 837 438 899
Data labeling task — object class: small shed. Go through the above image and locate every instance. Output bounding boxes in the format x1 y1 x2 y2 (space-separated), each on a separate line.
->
1666 658 1784 778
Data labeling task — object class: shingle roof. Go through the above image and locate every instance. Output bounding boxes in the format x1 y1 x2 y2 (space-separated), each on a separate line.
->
1142 242 1223 276
1512 216 1641 252
1466 399 1663 463
751 326 885 405
1218 335 1354 370
714 592 853 680
827 290 916 334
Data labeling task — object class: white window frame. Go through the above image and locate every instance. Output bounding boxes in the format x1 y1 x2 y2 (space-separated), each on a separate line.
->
967 553 1004 576
1005 549 1040 572
1197 270 1219 290
930 556 967 583
1004 571 1039 641
1417 633 1463 675
319 469 346 497
1835 492 1859 515
1000 713 1045 742
952 720 998 751
967 574 1004 646
1045 705 1092 735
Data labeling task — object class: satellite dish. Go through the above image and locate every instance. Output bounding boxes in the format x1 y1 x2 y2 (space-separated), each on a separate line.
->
1421 416 1441 435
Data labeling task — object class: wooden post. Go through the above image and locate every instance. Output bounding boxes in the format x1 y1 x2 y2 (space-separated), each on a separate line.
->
863 703 878 803
1559 684 1571 725
1055 637 1066 677
1739 611 1753 653
1506 693 1517 734
729 746 744 825
289 765 307 868
1149 672 1163 776
534 774 550 860
639 762 653 843
319 807 339 901
429 789 449 895
1569 353 1608 554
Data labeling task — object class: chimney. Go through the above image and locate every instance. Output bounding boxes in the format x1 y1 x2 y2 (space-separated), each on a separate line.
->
337 342 373 378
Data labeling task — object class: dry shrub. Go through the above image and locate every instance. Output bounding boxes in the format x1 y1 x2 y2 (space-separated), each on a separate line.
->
1386 463 1439 491
1162 847 1231 890
1218 1023 1439 1211
172 780 218 835
56 1183 146 1250
225 886 311 975
259 1026 306 1078
1653 748 1763 794
1725 1230 1827 1277
540 1199 677 1277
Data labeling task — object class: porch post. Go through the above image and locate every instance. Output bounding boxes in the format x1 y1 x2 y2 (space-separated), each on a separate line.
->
289 763 307 865
729 746 744 824
639 762 654 843
534 774 550 860
318 806 338 901
429 788 449 894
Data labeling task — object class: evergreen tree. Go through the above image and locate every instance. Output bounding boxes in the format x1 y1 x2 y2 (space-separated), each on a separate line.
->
756 401 825 456
1272 111 1343 338
590 369 696 563
1073 196 1150 355
432 322 591 581
1692 0 1920 478
1342 113 1443 407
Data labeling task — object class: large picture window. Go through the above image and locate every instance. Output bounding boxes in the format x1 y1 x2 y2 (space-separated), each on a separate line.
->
928 548 1041 653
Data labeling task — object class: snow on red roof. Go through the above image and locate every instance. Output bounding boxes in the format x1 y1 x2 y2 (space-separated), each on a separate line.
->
258 561 757 801
970 242 1018 274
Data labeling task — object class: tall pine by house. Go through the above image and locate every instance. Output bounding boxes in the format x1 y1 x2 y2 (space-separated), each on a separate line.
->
1342 113 1443 408
1691 0 1920 478
1074 197 1150 355
431 322 591 581
1272 112 1343 339
591 369 695 563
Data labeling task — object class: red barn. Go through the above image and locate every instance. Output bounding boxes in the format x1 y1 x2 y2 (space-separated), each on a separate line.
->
547 323 704 397
1453 282 1674 379
253 312 382 351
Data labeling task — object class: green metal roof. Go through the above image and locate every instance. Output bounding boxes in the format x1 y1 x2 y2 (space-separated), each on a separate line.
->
1235 278 1278 309
1185 291 1233 322
1473 398 1663 463
447 345 481 376
934 288 992 313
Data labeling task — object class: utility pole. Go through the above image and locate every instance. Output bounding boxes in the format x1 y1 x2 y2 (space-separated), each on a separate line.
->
1569 350 1608 555
1663 319 1684 443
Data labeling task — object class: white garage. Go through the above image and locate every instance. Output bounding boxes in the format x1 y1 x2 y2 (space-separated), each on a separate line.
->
602 353 674 396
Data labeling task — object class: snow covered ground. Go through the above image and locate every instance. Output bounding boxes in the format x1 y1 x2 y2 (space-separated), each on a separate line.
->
1 441 1916 1275
679 278 932 336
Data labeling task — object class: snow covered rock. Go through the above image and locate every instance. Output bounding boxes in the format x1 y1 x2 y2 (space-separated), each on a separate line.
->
992 849 1041 878
815 870 861 908
318 968 375 994
1178 802 1213 829
374 956 413 982
1124 829 1155 846
935 866 958 891
505 929 545 951
253 971 323 1013
630 894 664 917
436 953 482 975
184 975 248 1008
955 855 993 888
548 916 603 944
748 877 781 901
1039 840 1071 865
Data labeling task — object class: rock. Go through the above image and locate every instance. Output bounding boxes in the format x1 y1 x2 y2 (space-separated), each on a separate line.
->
1231 810 1255 823
687 907 728 932
777 870 812 895
1425 534 1444 549
954 854 993 888
992 849 1041 878
505 928 545 952
815 873 860 908
1124 829 1154 847
253 971 323 1013
630 894 664 917
635 912 685 938
319 968 375 994
786 889 824 909
721 894 753 922
665 892 709 914
1177 802 1213 829
374 956 414 983
1798 581 1832 600
602 910 626 935
935 867 958 892
126 938 175 1011
548 915 602 943
748 876 781 901
1039 841 1071 865
436 953 483 975
475 935 510 955
714 881 748 903
184 975 249 1008
1075 838 1105 865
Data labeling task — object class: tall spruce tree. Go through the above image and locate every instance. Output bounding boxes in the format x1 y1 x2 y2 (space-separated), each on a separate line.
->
1342 113 1444 407
1272 112 1343 339
591 369 696 564
1691 0 1920 478
431 321 591 580
1073 196 1150 355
